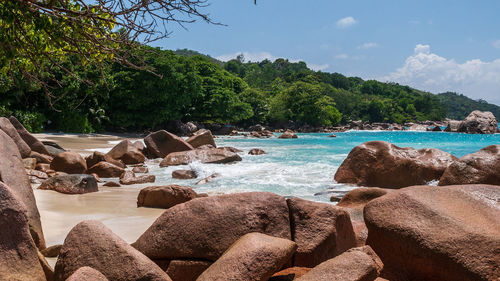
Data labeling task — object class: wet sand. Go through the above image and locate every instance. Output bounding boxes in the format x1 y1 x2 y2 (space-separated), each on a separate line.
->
31 133 164 266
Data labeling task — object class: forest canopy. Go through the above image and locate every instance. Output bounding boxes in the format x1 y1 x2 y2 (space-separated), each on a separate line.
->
3 46 498 133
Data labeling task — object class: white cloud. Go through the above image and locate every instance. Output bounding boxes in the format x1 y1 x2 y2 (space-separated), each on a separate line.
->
336 16 357 29
381 44 500 104
357 42 379 50
334 54 349 59
308 64 329 71
493 40 500 49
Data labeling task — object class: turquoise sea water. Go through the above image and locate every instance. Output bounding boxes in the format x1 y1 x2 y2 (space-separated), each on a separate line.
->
148 131 500 202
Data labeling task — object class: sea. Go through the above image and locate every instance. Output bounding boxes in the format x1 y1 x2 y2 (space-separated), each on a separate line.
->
146 130 500 202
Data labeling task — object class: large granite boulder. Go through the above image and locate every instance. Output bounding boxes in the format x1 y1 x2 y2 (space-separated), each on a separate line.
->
296 246 383 281
66 267 108 281
159 148 242 167
364 184 500 281
334 141 457 188
38 174 98 194
133 192 291 261
0 117 31 158
186 129 216 148
457 110 499 134
0 182 46 281
88 161 125 178
144 130 194 158
171 169 197 179
0 129 45 249
287 197 356 267
197 233 297 281
137 185 199 209
50 152 87 174
439 145 500 185
9 116 50 155
54 220 172 281
106 140 146 165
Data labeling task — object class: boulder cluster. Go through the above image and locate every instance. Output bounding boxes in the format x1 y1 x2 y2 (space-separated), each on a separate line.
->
0 113 498 281
334 140 500 188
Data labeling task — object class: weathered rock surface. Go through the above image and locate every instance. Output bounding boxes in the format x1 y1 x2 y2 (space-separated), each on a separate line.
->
119 170 155 185
334 141 457 188
444 120 461 132
0 129 45 249
23 157 37 169
270 267 312 281
137 185 198 209
87 162 125 178
197 233 297 281
0 182 46 281
165 260 212 281
0 116 31 157
50 152 87 174
172 169 197 179
457 110 499 134
106 140 146 165
133 192 291 261
186 129 216 148
439 145 500 185
160 148 242 167
407 124 427 131
195 173 220 185
279 130 298 139
66 267 109 281
9 116 50 155
38 174 98 194
364 184 500 281
54 220 172 281
295 246 383 281
248 148 267 155
287 197 356 267
144 130 194 158
86 151 125 169
44 145 65 158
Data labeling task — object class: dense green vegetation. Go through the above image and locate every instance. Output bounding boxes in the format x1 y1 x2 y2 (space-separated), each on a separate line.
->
437 92 500 120
0 47 497 133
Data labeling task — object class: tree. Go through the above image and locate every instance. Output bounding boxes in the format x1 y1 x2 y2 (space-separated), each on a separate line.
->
0 0 216 95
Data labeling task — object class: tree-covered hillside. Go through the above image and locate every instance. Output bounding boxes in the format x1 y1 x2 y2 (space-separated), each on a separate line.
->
0 47 494 133
437 92 500 120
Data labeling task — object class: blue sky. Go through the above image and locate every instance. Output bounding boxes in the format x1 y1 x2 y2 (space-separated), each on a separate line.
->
152 0 500 105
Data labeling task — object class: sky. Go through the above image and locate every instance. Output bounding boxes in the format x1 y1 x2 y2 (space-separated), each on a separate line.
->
151 0 500 105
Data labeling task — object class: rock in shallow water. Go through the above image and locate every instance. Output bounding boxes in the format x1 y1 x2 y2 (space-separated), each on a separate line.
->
457 110 499 134
364 184 500 281
144 130 193 158
439 144 500 185
160 148 242 167
38 174 98 194
87 161 125 178
334 141 457 188
171 169 197 179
